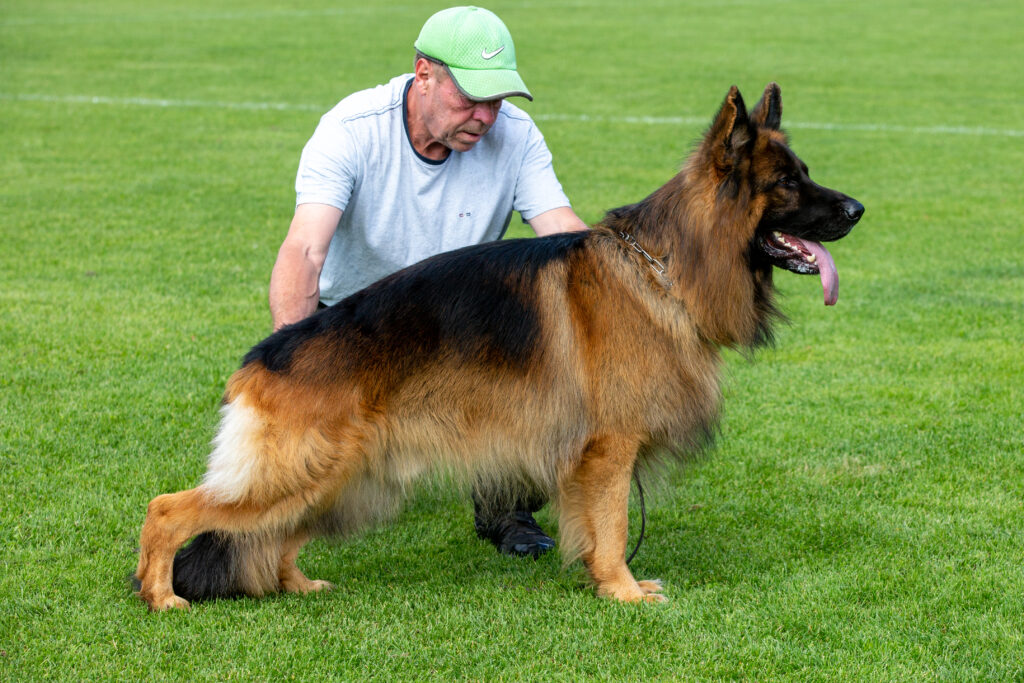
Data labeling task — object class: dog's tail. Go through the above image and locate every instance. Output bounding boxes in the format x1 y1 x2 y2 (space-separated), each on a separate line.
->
168 531 280 602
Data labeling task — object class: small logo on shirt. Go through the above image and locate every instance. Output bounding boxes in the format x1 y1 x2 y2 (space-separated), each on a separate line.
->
481 46 505 60
458 212 472 218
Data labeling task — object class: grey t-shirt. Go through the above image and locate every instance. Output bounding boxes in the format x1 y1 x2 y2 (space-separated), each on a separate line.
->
295 74 572 305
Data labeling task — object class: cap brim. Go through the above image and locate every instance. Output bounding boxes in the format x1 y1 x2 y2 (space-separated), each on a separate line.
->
446 65 533 102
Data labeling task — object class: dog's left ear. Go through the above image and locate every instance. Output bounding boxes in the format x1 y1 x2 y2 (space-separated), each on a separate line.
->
750 82 782 130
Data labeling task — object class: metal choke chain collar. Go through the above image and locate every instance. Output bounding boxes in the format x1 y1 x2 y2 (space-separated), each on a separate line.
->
618 231 672 287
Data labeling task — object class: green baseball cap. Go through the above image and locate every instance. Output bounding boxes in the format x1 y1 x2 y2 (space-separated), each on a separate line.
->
414 6 533 102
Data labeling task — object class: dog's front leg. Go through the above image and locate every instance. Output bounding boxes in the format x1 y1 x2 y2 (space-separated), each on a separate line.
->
559 435 666 603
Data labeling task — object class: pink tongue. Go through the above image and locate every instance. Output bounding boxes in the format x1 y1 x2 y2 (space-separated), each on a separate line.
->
801 240 838 306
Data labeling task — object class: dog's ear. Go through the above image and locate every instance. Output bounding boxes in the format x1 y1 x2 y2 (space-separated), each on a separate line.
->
750 82 782 130
706 86 751 172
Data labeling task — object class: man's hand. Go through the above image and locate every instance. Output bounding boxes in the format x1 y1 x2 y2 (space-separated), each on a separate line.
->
269 203 342 331
527 206 589 237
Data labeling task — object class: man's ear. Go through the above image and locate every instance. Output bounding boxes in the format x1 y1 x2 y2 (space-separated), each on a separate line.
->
413 57 434 92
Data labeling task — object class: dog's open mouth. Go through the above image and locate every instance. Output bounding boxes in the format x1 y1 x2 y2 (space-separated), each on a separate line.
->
760 231 839 306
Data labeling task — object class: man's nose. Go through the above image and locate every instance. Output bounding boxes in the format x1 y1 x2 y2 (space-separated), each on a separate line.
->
472 101 499 126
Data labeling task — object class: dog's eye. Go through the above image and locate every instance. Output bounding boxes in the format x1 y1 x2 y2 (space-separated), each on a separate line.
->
777 176 799 189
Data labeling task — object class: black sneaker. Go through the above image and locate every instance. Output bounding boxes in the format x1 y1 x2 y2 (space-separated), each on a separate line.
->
475 510 556 558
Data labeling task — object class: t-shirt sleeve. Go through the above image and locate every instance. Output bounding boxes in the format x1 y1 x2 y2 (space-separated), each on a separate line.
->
294 115 360 212
512 123 571 222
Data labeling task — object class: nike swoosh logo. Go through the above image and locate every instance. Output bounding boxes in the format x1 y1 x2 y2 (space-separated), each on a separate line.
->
480 46 505 60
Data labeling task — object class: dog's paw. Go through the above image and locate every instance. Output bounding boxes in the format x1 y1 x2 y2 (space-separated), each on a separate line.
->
599 578 668 604
305 579 334 594
637 579 667 602
281 576 335 595
147 593 191 612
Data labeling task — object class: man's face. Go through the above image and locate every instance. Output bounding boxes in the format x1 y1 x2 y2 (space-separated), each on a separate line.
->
422 66 502 152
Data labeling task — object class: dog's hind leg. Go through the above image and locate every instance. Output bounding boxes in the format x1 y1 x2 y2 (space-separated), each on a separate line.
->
558 435 665 603
277 529 333 595
136 487 226 611
135 486 314 611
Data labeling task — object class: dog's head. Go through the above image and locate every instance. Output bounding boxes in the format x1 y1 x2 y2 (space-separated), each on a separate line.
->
702 83 863 305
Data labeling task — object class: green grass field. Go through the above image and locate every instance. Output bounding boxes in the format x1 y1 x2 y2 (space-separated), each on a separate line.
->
2 0 1023 679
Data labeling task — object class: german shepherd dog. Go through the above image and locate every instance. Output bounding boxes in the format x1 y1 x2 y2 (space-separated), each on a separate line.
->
135 83 863 610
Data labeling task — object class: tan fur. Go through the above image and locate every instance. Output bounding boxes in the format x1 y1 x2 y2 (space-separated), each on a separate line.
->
136 84 836 610
134 224 719 609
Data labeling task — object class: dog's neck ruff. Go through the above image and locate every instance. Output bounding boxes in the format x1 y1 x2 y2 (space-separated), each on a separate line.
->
617 231 672 289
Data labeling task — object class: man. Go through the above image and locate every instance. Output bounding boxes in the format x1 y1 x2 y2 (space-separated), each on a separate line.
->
268 6 588 558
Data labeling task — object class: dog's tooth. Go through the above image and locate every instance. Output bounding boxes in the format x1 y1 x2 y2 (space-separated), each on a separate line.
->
808 253 817 263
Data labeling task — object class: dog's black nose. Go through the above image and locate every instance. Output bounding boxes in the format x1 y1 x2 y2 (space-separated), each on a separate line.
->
842 199 864 222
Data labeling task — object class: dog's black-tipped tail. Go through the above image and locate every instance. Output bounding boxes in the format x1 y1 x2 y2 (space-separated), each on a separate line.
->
171 532 246 602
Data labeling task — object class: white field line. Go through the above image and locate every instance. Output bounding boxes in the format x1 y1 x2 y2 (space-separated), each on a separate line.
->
0 7 405 26
3 92 1022 138
0 2 765 26
534 112 1024 138
2 92 324 113
0 1 812 26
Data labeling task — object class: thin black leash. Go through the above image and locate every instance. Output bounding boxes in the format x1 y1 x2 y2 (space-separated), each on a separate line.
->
626 470 647 566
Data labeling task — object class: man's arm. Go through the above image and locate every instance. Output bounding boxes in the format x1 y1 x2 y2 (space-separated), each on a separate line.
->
526 206 589 237
268 203 342 331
